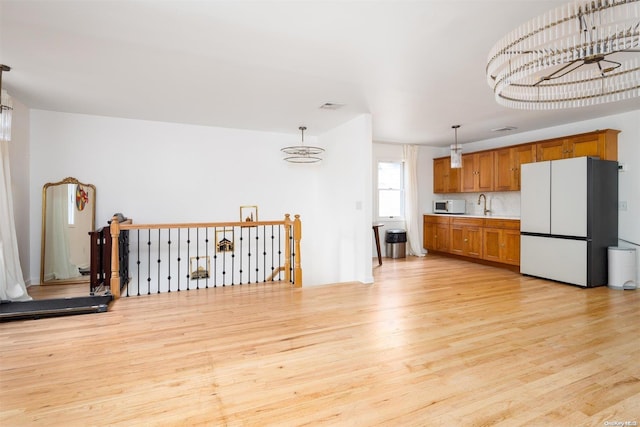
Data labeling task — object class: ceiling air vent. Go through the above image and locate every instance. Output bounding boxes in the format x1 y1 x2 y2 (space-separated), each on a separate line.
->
319 102 344 110
491 126 517 132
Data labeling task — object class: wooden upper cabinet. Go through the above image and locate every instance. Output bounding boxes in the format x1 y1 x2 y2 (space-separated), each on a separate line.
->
536 129 619 162
433 129 618 194
494 144 537 191
461 151 494 192
433 157 460 193
568 129 619 160
536 137 566 161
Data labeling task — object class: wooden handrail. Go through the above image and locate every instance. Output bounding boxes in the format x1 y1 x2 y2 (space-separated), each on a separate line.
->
109 214 302 297
119 220 288 230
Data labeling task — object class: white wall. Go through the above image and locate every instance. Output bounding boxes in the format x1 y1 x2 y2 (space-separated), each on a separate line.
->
27 110 373 286
316 115 374 284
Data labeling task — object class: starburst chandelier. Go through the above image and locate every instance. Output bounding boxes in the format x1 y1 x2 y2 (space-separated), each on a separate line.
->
487 0 640 109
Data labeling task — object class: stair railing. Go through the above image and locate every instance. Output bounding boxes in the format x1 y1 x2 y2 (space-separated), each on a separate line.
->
108 214 302 298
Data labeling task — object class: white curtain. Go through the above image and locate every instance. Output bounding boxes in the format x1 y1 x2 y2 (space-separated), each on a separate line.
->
0 139 31 301
45 185 80 280
403 145 425 257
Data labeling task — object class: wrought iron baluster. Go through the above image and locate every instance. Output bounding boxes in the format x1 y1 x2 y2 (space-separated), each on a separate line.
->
239 226 243 284
205 227 209 289
270 225 275 281
254 226 260 283
222 226 227 287
213 227 218 288
247 226 253 284
278 225 282 281
186 229 191 290
177 228 181 292
146 229 152 295
167 229 172 292
157 229 161 294
195 227 200 290
232 228 242 285
261 225 265 282
290 225 294 284
136 229 141 296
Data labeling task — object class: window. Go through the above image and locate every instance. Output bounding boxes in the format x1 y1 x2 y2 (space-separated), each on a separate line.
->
377 161 404 219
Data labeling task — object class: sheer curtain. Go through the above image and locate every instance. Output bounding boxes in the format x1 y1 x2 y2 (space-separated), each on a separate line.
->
403 145 425 257
0 139 31 300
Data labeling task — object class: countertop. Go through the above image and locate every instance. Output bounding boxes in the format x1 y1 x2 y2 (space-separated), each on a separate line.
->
424 213 520 220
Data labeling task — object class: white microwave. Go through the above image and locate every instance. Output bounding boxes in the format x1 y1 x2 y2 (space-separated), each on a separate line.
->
433 199 466 214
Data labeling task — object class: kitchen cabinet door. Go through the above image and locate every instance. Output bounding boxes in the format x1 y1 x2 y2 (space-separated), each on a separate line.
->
502 229 521 265
433 158 447 193
512 144 536 190
433 157 461 193
465 227 483 258
435 224 450 252
536 138 567 161
424 215 451 252
567 129 618 160
494 144 536 191
483 228 502 262
477 152 494 191
450 218 483 258
483 220 521 265
493 148 514 191
450 223 465 255
461 152 494 192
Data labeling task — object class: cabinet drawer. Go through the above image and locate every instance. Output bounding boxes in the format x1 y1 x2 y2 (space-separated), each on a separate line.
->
451 217 483 227
483 219 520 230
424 215 451 225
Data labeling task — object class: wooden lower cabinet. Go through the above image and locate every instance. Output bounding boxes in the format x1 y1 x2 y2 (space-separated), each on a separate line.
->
450 218 483 258
424 215 520 267
483 227 520 266
423 215 450 252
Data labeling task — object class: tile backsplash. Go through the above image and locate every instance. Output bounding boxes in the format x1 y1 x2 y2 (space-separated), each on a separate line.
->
437 192 521 217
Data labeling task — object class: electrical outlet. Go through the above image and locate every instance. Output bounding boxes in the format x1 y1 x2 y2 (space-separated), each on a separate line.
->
619 201 628 211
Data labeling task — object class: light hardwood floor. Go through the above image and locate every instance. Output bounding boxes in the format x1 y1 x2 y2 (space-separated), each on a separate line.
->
1 255 638 426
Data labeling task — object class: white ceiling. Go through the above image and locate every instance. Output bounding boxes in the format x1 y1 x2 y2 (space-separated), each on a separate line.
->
1 0 638 146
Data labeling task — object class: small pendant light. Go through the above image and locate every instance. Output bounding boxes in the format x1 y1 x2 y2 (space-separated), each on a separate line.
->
450 125 462 169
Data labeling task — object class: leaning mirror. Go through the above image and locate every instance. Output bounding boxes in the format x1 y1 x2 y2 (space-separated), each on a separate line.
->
40 177 96 285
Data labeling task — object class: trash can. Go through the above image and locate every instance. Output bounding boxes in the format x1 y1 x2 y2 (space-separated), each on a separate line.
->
608 247 637 290
385 229 407 259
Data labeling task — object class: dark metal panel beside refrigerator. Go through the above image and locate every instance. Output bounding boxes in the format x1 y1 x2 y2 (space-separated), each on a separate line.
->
520 157 618 287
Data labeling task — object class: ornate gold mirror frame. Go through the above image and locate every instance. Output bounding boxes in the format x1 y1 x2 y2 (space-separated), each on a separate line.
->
40 177 96 285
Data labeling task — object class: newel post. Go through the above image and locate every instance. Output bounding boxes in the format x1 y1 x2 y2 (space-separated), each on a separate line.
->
110 215 121 299
293 214 302 287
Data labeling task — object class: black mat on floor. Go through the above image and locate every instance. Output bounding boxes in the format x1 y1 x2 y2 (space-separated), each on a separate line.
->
0 295 113 321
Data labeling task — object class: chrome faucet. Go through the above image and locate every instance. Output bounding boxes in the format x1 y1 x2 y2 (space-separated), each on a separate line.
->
477 193 491 216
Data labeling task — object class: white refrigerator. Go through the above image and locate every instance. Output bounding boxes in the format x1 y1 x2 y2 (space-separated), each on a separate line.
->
520 157 618 287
